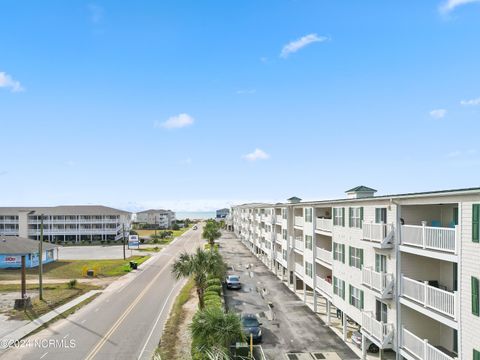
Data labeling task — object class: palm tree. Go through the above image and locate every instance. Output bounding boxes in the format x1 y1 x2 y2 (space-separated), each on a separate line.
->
191 306 244 354
203 220 222 251
171 248 225 309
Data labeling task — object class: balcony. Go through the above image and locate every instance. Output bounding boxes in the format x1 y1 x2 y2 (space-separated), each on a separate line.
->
0 229 18 235
294 216 304 227
362 222 394 248
401 327 457 360
294 237 304 252
315 247 332 265
361 312 394 348
276 215 283 223
315 276 332 298
400 275 457 320
362 267 394 299
315 218 332 233
295 263 304 276
401 225 457 255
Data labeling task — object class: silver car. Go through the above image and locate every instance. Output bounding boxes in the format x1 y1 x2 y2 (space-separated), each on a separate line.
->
226 275 241 289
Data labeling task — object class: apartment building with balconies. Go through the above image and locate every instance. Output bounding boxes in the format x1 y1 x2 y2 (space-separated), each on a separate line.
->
0 206 131 243
231 186 480 360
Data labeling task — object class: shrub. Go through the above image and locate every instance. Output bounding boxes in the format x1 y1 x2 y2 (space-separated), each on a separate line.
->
203 290 220 298
205 284 221 295
68 279 77 289
206 278 221 287
203 293 220 302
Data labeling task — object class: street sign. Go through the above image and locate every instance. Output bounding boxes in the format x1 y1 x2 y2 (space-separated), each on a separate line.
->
128 235 140 249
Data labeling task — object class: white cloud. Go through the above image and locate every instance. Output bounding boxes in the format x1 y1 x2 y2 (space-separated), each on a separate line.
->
88 4 104 23
447 148 477 158
447 150 462 158
154 113 195 129
460 97 480 106
260 57 268 63
439 0 480 13
65 160 76 167
243 148 270 161
429 109 447 119
236 89 256 95
0 72 24 92
280 33 328 58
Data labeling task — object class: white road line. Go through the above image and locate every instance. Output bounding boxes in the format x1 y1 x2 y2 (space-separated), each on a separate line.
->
80 319 86 324
40 352 48 359
63 334 70 339
136 283 181 360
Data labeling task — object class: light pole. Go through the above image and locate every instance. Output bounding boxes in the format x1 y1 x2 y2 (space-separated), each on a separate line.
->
39 213 44 300
123 223 126 260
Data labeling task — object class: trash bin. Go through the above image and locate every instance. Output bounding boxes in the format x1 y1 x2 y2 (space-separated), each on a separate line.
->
87 269 95 277
130 261 138 270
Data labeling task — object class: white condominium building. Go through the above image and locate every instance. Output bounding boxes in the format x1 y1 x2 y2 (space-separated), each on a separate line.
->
0 206 131 243
232 186 480 360
135 209 176 228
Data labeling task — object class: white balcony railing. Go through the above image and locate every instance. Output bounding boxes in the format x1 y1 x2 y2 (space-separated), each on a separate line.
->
295 263 304 275
276 215 283 223
0 229 18 235
401 327 456 360
362 267 393 296
294 216 304 227
316 276 332 298
401 275 457 319
295 237 304 251
315 247 332 264
315 218 333 232
363 222 394 243
362 312 394 347
401 225 457 254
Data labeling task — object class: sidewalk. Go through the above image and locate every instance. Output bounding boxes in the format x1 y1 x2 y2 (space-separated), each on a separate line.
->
0 290 102 350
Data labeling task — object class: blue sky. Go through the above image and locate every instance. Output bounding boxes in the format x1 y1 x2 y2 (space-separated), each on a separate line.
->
0 0 480 211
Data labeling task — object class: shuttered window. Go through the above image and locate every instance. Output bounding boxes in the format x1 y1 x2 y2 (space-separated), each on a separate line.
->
473 349 480 360
473 276 479 316
473 204 480 242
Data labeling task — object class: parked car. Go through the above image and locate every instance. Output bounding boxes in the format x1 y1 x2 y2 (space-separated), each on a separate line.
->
226 275 241 289
351 331 379 353
192 225 198 230
241 314 262 342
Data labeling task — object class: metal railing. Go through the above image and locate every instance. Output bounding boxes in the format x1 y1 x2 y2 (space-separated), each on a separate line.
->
363 222 394 242
401 327 456 360
315 247 332 264
362 267 393 294
401 225 457 254
315 218 332 232
294 216 304 227
315 276 332 298
362 312 394 346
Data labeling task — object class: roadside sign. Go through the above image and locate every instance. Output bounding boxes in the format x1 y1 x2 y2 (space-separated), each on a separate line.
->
128 235 140 249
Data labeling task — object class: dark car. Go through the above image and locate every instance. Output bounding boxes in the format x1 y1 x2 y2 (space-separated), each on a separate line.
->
241 314 262 342
226 275 241 289
351 331 379 353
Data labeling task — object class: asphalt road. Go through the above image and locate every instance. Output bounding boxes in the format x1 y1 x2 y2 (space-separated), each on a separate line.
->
0 225 204 360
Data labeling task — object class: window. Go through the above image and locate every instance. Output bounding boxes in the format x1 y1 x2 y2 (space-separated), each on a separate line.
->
333 207 345 226
349 207 363 228
473 276 479 316
333 277 345 299
349 285 364 310
349 247 364 269
282 229 287 240
305 235 313 250
304 208 313 223
375 208 387 224
375 254 387 273
473 204 480 242
305 262 313 278
282 208 288 220
474 349 480 360
282 250 287 261
333 242 345 263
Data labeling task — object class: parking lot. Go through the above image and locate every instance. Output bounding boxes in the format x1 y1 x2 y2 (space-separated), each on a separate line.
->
219 232 358 360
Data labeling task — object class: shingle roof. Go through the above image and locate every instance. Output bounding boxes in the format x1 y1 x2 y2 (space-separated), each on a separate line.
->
345 186 377 193
136 209 173 214
0 236 57 255
287 196 302 201
0 205 130 216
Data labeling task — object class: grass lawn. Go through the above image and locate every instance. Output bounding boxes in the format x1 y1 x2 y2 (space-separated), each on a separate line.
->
157 278 195 360
136 247 161 252
135 225 192 239
4 282 101 321
0 255 150 281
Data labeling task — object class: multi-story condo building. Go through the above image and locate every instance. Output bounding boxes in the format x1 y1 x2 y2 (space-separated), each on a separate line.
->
232 186 480 360
0 206 131 243
135 209 176 228
216 208 230 219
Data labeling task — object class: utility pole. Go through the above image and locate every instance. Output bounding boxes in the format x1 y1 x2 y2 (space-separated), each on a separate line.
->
39 214 44 300
123 223 126 260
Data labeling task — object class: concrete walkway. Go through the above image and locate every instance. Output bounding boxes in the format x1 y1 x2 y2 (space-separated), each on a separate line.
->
0 290 102 350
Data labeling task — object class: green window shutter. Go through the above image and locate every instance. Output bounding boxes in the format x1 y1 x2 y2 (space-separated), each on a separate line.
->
342 244 345 263
473 349 480 360
473 204 480 242
360 290 364 309
473 277 480 316
349 246 352 266
342 281 345 300
349 285 352 305
349 208 352 227
333 208 337 225
341 208 345 227
360 249 364 268
360 207 364 228
333 243 336 260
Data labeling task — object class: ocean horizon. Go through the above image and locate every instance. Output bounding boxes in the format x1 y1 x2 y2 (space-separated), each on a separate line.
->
176 211 217 220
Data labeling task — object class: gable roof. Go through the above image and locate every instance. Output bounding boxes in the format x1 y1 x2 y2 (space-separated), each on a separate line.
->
0 205 130 216
0 236 57 255
345 186 377 193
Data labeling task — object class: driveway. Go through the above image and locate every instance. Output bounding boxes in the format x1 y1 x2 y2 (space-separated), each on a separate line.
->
57 244 158 260
219 232 358 360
